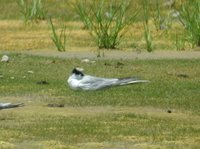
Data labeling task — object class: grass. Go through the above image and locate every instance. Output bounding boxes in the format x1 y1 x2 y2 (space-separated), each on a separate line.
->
17 0 47 24
0 0 198 51
75 0 136 49
0 19 190 51
142 0 153 52
49 18 67 52
0 53 200 148
178 0 200 47
0 0 200 148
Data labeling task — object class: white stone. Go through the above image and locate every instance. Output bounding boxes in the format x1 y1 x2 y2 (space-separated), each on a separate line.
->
1 55 9 62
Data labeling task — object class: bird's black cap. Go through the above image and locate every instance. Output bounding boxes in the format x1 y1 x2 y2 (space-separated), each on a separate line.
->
72 68 84 76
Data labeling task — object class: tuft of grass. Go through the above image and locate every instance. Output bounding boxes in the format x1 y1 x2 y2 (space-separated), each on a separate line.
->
141 0 153 52
49 18 67 52
175 33 186 51
17 0 47 24
152 0 163 31
178 0 200 47
74 0 91 29
75 0 137 49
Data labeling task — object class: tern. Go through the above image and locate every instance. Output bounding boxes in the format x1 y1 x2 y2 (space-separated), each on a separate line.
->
0 103 24 110
67 68 149 90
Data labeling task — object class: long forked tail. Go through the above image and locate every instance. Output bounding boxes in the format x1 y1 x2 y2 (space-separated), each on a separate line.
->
116 77 150 86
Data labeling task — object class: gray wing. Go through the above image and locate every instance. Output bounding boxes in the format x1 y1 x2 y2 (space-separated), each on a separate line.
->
78 75 149 90
78 75 118 90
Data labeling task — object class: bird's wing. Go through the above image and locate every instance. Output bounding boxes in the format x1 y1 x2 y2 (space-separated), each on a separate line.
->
78 75 118 90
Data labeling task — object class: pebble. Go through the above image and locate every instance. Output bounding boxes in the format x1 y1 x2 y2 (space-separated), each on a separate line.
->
27 70 34 74
81 58 95 64
1 55 9 62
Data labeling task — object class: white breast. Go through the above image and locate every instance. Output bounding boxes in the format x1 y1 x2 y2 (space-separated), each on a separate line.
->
67 75 81 90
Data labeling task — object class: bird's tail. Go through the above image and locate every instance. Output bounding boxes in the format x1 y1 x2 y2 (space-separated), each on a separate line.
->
10 103 24 108
116 77 150 86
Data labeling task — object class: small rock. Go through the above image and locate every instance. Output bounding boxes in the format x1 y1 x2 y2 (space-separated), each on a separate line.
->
82 59 90 63
167 109 172 113
81 59 95 64
10 77 15 80
47 103 65 108
177 73 189 78
36 80 49 85
0 74 3 78
27 70 34 74
1 55 9 62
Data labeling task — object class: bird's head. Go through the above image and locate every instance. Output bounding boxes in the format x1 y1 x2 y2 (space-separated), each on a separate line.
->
72 68 84 77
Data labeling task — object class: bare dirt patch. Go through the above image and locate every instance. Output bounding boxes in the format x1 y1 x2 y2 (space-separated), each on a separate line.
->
2 49 200 60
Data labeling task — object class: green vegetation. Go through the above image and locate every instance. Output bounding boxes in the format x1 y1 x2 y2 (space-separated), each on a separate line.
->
75 0 136 49
175 33 186 51
142 0 153 52
0 0 200 148
0 0 199 51
17 0 47 24
152 0 162 31
1 54 199 110
0 53 200 148
49 18 67 52
178 0 200 47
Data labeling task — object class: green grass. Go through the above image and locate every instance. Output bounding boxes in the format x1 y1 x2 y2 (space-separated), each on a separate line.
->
75 0 136 49
0 53 200 109
0 0 73 20
49 18 67 52
0 53 200 148
178 0 200 47
17 0 47 24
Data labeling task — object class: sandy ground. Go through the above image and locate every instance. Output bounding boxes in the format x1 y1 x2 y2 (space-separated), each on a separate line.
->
1 49 200 60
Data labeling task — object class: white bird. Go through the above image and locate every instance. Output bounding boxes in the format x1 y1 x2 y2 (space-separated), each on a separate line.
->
1 55 9 62
0 103 24 110
67 68 149 90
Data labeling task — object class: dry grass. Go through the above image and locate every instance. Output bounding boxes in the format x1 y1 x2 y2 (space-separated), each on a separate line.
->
0 20 92 51
0 19 191 51
0 0 197 52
